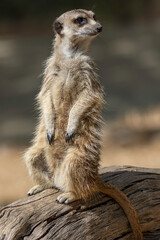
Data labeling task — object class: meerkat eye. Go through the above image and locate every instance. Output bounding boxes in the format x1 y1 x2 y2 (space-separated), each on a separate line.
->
93 15 97 21
74 17 87 25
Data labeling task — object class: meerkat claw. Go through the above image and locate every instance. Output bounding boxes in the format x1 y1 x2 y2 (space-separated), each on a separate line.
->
66 133 74 143
47 132 54 145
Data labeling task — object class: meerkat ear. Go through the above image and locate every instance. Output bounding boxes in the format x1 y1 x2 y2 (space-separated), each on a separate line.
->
54 20 63 35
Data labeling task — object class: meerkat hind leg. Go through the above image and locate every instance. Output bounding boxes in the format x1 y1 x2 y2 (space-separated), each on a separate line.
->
24 144 56 196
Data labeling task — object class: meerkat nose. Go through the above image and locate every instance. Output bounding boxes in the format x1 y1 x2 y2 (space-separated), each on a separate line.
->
97 26 102 33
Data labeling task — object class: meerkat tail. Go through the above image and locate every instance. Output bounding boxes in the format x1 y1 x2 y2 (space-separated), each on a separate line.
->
97 181 143 240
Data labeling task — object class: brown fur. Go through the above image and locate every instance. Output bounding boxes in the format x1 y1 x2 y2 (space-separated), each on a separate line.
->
24 9 143 239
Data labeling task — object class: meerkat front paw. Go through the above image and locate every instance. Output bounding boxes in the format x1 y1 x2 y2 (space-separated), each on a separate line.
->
56 192 77 204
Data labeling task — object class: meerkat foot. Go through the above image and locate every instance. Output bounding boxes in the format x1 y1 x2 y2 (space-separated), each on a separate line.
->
28 184 54 196
56 192 77 204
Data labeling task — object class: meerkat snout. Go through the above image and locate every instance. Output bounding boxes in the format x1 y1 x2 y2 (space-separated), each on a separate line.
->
96 25 102 33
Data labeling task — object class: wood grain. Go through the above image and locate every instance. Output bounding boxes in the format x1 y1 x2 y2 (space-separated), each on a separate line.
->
0 166 160 240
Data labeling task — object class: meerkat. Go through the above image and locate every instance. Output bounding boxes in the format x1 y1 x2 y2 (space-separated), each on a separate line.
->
24 9 143 239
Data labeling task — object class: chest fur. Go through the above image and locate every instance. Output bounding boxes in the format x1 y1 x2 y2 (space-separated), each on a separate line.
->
51 67 82 111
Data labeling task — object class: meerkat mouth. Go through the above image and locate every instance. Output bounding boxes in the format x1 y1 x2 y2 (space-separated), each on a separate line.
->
81 31 100 37
80 26 102 37
88 32 100 36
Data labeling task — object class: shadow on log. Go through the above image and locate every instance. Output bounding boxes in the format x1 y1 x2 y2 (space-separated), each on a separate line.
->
0 166 160 240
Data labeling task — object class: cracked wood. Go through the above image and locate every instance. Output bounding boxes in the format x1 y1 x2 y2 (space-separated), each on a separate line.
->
0 166 160 240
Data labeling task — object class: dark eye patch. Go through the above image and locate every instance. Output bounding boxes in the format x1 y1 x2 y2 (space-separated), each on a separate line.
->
74 17 87 25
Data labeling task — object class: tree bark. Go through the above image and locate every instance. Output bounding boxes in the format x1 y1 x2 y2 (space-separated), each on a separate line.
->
0 166 160 240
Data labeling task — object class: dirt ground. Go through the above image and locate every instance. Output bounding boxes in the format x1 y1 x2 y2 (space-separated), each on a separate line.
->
0 146 32 206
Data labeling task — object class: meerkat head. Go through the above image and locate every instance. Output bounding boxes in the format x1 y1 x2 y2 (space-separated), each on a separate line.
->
53 9 102 53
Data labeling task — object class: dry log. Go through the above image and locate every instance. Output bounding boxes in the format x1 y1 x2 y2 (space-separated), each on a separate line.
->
0 166 160 240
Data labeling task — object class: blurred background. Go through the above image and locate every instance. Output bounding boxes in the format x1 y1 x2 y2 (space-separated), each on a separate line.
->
0 0 160 206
